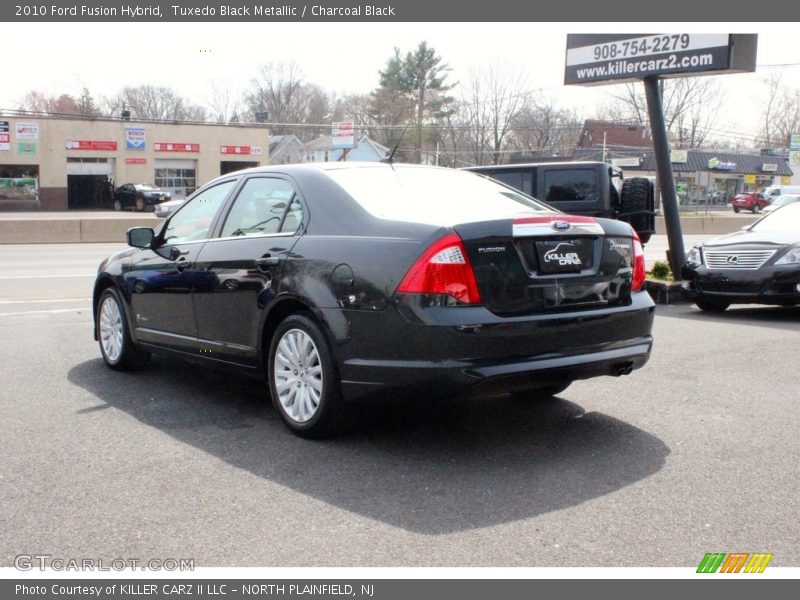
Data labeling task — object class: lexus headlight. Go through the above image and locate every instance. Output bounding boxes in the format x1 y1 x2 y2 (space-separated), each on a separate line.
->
775 248 800 265
685 246 703 267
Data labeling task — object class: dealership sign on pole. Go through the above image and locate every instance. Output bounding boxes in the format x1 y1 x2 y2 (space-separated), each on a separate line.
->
564 34 757 85
564 33 757 280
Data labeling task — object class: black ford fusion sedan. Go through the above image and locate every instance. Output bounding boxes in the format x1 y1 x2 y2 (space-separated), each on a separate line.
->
93 163 655 437
681 201 800 312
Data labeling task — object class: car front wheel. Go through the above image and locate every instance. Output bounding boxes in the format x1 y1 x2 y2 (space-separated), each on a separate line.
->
135 195 146 211
268 313 343 438
97 287 149 370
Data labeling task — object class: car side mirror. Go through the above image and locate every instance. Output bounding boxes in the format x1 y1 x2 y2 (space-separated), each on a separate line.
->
127 227 155 248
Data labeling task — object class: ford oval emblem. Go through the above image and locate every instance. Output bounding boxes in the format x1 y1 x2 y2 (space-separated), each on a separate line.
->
552 220 572 231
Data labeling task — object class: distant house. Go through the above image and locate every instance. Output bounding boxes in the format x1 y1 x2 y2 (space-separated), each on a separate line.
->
577 120 652 149
300 134 389 163
268 135 303 165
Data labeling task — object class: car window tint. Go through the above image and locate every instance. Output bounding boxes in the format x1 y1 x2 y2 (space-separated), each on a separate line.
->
325 166 553 226
543 169 598 202
163 180 236 245
221 178 297 237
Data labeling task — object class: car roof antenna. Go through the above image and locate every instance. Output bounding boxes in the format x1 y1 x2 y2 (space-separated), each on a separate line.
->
381 122 410 166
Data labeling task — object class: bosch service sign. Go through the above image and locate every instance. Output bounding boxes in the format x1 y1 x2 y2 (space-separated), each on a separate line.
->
125 127 146 150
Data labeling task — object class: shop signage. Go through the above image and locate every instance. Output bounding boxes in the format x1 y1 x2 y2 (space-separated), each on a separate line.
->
761 163 778 172
17 142 36 155
65 140 117 151
708 157 736 171
154 142 199 152
125 127 146 150
15 122 39 140
332 121 355 149
125 158 147 165
220 145 262 155
790 133 800 150
611 157 641 167
782 176 793 185
790 151 800 168
744 174 756 185
564 34 757 86
670 149 688 163
0 121 9 151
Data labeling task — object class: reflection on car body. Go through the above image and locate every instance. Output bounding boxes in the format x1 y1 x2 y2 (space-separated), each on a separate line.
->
93 163 655 437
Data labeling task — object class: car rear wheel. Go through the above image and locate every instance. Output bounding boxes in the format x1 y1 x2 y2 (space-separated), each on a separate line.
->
268 313 343 438
695 297 730 312
97 288 149 370
113 199 122 211
511 382 571 401
752 204 760 214
733 207 740 213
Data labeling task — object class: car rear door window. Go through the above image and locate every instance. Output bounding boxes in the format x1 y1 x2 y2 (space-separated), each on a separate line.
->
220 178 302 237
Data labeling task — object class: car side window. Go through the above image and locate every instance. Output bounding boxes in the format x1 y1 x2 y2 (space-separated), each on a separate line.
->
220 178 303 237
163 180 236 246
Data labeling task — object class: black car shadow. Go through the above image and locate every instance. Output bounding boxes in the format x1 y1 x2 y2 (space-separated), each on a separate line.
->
656 303 800 332
68 357 669 535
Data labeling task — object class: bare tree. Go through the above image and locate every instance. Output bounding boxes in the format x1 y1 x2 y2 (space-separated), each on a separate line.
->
759 71 800 147
509 98 583 159
106 85 207 121
458 65 531 165
244 62 306 133
18 88 101 117
206 80 242 123
604 77 723 148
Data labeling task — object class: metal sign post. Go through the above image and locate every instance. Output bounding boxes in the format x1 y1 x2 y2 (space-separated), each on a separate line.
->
644 76 684 274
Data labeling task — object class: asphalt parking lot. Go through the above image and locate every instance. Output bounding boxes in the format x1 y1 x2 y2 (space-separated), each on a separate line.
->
1 241 798 567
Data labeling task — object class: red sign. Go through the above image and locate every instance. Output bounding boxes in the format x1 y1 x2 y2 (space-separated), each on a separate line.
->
65 140 117 151
153 142 200 152
125 158 147 165
220 145 263 155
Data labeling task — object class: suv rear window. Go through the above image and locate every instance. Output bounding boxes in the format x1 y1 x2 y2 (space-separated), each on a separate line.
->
543 169 598 203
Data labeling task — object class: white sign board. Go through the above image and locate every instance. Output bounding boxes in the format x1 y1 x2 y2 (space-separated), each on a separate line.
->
611 157 641 168
15 122 39 140
332 121 355 149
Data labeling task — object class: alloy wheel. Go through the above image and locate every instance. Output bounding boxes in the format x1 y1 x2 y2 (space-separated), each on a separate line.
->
273 328 324 423
99 295 124 363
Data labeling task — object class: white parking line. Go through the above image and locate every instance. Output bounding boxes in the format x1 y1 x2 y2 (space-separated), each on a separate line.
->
0 307 91 317
0 298 90 304
0 274 95 279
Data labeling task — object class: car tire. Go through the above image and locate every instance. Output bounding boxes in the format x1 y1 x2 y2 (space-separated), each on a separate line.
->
733 207 740 213
135 195 146 212
620 177 654 244
97 287 150 370
695 297 730 313
752 204 760 214
512 382 571 401
113 199 122 211
268 313 343 438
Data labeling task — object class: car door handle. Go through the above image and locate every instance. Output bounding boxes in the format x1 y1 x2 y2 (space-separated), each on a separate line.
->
256 256 281 269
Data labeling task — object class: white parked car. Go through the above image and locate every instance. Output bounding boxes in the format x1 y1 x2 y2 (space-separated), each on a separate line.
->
154 198 185 218
762 194 800 214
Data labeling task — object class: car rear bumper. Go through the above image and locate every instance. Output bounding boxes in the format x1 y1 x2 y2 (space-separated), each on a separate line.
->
324 291 655 400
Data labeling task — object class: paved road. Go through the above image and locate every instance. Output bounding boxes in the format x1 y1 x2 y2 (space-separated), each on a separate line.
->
1 243 798 567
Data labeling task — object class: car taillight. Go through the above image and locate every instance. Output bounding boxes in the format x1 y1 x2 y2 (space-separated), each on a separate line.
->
396 233 482 305
632 231 646 292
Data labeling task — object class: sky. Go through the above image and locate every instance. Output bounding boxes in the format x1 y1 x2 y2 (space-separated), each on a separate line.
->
3 22 800 145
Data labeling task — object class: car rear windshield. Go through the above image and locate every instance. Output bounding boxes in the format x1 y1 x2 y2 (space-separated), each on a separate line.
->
325 166 554 225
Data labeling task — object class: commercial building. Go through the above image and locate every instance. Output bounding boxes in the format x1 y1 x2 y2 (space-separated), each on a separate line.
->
0 114 269 211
